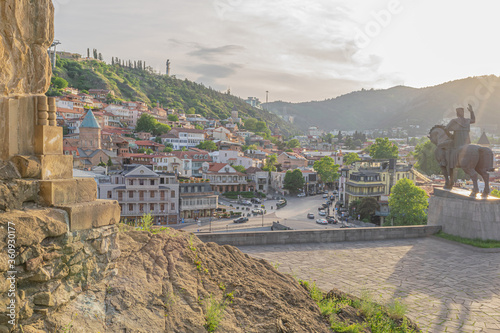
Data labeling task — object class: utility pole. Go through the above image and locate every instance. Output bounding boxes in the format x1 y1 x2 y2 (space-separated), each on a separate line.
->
50 40 61 69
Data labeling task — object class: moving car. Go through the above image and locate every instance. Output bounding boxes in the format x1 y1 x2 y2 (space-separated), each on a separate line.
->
318 210 326 216
307 213 315 219
252 208 263 214
233 217 249 223
326 216 337 224
316 218 328 225
297 192 306 197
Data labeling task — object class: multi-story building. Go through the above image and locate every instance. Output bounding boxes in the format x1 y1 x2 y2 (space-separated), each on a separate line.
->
202 163 248 194
210 149 255 169
99 164 179 225
171 150 212 177
179 180 218 221
160 128 205 150
277 152 308 170
343 159 417 224
246 167 269 193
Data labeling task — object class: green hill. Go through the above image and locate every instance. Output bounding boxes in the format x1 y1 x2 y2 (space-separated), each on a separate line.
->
51 56 299 136
264 76 500 134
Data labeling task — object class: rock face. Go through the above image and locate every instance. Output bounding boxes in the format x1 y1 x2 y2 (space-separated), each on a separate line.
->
0 0 54 96
2 213 331 332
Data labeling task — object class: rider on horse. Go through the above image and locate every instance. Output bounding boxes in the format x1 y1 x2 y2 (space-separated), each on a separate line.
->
444 104 475 169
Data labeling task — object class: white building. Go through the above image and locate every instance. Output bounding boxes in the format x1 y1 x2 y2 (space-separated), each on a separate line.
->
160 128 205 150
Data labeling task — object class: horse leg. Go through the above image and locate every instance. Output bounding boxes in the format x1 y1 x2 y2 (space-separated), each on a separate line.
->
477 168 490 197
463 167 479 197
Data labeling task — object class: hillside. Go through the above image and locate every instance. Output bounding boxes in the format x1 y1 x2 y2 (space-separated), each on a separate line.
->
264 76 500 134
51 56 299 136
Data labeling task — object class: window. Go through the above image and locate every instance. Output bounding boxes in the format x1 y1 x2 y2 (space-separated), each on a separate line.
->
139 204 144 212
150 203 155 211
171 190 175 198
171 203 175 210
150 191 155 198
160 178 165 184
150 180 155 185
160 204 165 211
129 179 133 185
128 204 133 211
139 179 144 185
107 191 112 199
118 192 123 200
129 191 133 198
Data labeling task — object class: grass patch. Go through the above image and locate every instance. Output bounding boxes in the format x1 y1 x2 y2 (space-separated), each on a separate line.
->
299 281 419 333
204 295 227 332
435 231 500 248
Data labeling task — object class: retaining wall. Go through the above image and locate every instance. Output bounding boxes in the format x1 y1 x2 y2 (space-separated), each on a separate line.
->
197 225 442 246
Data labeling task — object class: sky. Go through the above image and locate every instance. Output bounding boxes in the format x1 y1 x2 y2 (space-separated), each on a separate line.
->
53 0 500 103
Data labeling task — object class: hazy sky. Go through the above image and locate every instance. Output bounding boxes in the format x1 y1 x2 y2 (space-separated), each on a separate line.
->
53 0 500 103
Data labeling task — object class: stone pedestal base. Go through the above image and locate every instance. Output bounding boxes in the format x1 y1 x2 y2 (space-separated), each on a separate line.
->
428 188 500 240
59 200 121 231
39 178 97 206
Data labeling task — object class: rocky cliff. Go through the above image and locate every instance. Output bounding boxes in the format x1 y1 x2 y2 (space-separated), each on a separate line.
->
1 211 331 333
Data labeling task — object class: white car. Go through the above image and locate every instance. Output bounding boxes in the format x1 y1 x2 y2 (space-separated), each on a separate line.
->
316 218 328 225
297 193 306 197
318 210 326 216
322 194 329 198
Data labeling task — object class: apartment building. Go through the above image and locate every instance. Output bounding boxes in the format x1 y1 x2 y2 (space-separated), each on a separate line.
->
99 164 179 225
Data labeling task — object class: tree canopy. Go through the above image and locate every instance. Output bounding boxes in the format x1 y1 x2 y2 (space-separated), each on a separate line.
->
286 139 300 148
313 156 339 184
135 114 171 136
388 178 428 225
357 197 379 220
196 140 218 152
343 152 361 166
167 114 179 122
413 139 441 176
262 154 277 172
232 165 246 173
368 137 398 159
283 169 305 193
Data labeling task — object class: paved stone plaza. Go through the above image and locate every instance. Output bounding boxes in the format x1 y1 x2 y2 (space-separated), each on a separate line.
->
239 237 500 333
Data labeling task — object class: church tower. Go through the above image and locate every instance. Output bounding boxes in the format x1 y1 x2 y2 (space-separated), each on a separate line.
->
79 109 101 150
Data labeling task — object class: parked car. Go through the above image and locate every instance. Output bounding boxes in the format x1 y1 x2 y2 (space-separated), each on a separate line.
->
297 192 306 197
318 210 326 216
322 194 329 198
326 216 337 224
316 218 328 225
307 213 315 219
251 198 261 204
233 217 249 223
252 209 263 214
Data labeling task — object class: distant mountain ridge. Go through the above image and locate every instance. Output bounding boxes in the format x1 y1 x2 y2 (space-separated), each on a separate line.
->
264 76 500 134
52 56 299 136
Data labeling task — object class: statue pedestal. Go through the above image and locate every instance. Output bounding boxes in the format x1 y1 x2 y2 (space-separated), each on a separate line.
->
428 187 500 240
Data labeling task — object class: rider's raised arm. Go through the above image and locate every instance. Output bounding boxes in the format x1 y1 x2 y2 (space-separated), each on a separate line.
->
468 104 476 124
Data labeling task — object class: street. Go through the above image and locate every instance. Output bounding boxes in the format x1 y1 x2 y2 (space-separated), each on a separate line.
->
173 194 352 234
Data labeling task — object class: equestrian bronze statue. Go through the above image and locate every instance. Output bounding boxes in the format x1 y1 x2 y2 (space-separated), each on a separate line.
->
429 104 494 197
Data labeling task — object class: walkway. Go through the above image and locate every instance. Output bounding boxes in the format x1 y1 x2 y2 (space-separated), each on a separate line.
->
239 237 500 333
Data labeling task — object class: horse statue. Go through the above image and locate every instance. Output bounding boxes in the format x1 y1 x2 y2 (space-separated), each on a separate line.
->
429 125 494 197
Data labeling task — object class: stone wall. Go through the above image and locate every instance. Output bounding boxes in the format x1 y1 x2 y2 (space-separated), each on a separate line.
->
0 209 120 332
197 225 442 247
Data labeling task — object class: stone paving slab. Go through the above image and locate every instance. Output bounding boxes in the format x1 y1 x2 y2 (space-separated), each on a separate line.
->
239 237 500 333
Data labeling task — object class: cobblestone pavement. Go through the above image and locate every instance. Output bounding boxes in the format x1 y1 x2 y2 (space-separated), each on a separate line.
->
239 237 500 333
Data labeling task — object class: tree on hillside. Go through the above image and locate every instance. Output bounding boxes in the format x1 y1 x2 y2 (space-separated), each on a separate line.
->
168 114 179 122
287 139 300 148
368 137 398 159
232 165 246 173
388 178 428 226
196 140 218 152
343 152 361 166
262 154 277 172
283 169 305 193
313 156 339 184
163 147 173 153
51 77 68 90
136 114 170 136
323 133 335 144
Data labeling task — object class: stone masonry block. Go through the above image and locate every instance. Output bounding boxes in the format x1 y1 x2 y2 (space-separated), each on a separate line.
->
39 178 97 206
59 200 120 231
10 155 41 178
34 125 63 155
39 155 72 180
